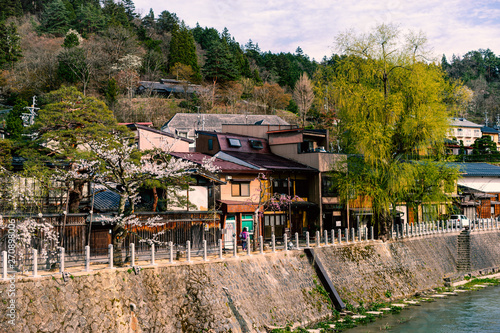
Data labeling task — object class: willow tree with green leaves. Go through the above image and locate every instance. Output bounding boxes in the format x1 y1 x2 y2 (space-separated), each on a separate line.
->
322 24 462 239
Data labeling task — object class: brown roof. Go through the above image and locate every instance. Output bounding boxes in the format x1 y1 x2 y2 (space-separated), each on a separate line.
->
170 152 258 173
223 151 317 173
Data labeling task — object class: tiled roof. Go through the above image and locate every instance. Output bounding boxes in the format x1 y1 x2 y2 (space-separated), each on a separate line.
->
222 151 318 173
448 162 500 177
161 113 289 134
450 118 483 128
91 184 123 212
137 81 202 94
481 126 499 134
170 152 257 173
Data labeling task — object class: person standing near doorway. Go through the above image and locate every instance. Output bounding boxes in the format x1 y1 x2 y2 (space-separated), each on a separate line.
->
241 227 249 250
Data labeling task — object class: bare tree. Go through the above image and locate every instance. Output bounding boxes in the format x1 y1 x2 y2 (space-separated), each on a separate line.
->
253 82 291 114
293 72 314 127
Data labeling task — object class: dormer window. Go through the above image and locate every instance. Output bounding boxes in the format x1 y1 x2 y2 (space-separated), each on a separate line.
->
250 140 263 149
228 138 241 147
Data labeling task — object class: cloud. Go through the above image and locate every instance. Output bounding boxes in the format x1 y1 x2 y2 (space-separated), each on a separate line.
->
134 0 500 60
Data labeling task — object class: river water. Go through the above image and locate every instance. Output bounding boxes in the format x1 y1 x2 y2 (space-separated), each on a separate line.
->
346 286 500 333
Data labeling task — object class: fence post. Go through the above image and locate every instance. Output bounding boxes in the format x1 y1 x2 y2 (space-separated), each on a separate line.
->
2 251 6 280
296 232 300 250
284 234 288 252
218 239 223 259
187 241 192 262
323 230 328 246
130 243 135 267
108 244 113 269
247 238 251 256
371 226 374 241
32 249 39 278
306 232 310 248
203 240 208 261
170 242 174 264
272 234 276 253
59 247 65 273
338 229 341 244
315 231 320 247
233 238 238 257
345 228 349 242
331 230 335 245
259 236 264 254
85 245 90 272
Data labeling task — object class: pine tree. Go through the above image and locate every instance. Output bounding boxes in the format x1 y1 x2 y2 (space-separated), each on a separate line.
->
0 21 22 68
38 0 70 36
75 3 105 34
168 21 201 82
0 0 22 20
156 10 178 34
142 8 155 30
5 99 27 140
203 39 239 84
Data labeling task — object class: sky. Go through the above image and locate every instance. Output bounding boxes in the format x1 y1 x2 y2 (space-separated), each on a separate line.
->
133 0 500 62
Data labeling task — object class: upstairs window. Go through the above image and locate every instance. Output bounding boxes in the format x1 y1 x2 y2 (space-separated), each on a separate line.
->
250 140 263 149
322 177 339 197
208 139 213 150
231 182 250 197
228 138 241 147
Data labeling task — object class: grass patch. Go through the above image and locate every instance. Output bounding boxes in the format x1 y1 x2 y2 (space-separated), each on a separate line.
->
459 277 500 290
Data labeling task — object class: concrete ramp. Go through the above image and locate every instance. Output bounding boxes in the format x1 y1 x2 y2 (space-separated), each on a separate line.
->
304 248 346 311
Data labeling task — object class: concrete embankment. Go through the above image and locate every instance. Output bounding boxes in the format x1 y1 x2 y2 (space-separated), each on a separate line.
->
1 231 499 332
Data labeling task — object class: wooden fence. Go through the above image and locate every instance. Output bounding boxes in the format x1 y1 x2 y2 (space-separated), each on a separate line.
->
0 211 222 264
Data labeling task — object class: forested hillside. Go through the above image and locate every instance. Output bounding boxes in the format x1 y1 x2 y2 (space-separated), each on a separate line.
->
0 0 319 127
442 50 500 125
0 0 499 134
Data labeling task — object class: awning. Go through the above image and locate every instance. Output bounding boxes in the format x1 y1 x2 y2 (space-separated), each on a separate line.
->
218 200 258 213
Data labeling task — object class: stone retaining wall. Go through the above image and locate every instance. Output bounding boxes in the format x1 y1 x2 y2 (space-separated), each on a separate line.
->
1 231 499 332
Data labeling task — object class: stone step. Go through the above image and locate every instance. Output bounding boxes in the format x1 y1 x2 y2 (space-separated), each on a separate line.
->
352 315 367 319
366 311 383 315
430 294 447 298
379 308 392 311
391 303 407 308
403 300 420 305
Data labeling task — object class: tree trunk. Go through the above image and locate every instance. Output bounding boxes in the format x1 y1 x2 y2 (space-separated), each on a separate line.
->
112 225 126 267
68 179 85 213
152 187 158 212
377 210 393 242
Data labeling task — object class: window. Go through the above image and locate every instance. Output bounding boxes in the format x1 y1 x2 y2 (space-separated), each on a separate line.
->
250 140 263 149
322 177 339 197
273 179 289 195
208 139 213 150
176 130 188 138
231 182 250 197
298 141 314 153
228 138 241 147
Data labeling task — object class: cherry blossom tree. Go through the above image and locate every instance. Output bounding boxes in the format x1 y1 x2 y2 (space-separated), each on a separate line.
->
1 216 59 272
69 135 219 265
